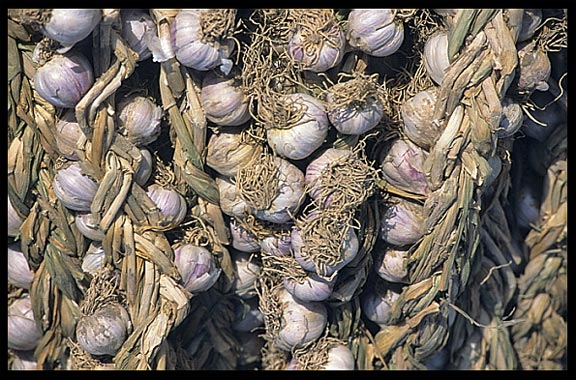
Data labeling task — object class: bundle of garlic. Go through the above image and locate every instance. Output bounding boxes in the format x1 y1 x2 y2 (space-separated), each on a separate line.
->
6 8 567 372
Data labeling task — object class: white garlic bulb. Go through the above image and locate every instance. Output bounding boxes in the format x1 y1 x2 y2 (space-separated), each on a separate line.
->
75 302 131 356
41 9 102 49
201 71 251 127
174 244 222 293
117 95 163 147
283 271 335 302
323 344 356 370
374 246 409 283
361 285 401 327
401 87 441 150
346 9 404 57
74 211 105 241
517 41 551 93
380 138 430 196
81 242 106 276
304 147 352 202
231 252 262 299
55 110 88 160
267 93 329 161
423 31 450 85
206 129 260 177
8 295 43 351
53 161 99 212
8 243 35 289
380 197 425 247
134 148 153 186
120 9 155 61
146 184 187 228
215 176 249 218
273 287 328 352
259 233 292 257
8 194 25 237
230 219 260 253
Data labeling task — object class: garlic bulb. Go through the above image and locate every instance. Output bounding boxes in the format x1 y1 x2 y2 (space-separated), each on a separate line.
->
283 271 335 302
74 211 105 241
289 340 355 370
273 287 328 352
231 252 262 299
55 110 88 160
518 9 543 43
34 51 94 109
8 295 43 351
497 98 524 138
361 284 401 327
134 148 153 186
237 155 306 224
40 9 102 49
8 243 35 289
267 93 329 161
120 9 155 61
232 297 264 332
259 233 292 257
401 87 441 150
201 71 251 127
287 9 345 72
304 147 351 202
380 138 430 196
76 302 131 356
517 41 551 93
174 244 222 293
146 184 187 228
8 194 25 237
172 9 236 73
423 31 450 85
206 129 261 177
326 79 384 135
291 211 359 277
10 350 38 370
230 219 261 253
373 246 409 284
53 161 99 212
81 242 106 276
117 94 163 147
346 9 404 57
380 198 425 247
216 176 249 218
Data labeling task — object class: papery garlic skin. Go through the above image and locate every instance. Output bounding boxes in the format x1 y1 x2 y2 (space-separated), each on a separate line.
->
283 272 335 302
34 52 94 109
201 72 251 127
274 287 328 352
8 195 24 237
346 9 404 57
75 211 105 241
380 198 425 247
380 138 430 196
41 9 102 48
121 9 155 61
81 242 106 276
172 9 235 72
8 243 35 289
8 295 43 351
53 161 99 212
174 244 222 293
517 41 551 93
134 148 153 186
55 110 88 160
230 220 261 253
423 32 450 85
231 252 262 299
117 95 163 147
361 286 401 327
76 302 131 356
216 176 249 218
267 93 329 161
146 184 187 228
259 234 292 257
326 89 383 135
374 246 409 283
401 87 441 150
206 130 260 177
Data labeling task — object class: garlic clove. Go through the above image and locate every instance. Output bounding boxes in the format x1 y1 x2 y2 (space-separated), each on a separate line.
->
53 161 99 212
380 197 425 247
346 9 404 57
173 244 222 293
75 302 131 356
304 147 353 202
201 71 251 127
117 95 163 147
324 344 356 370
216 176 250 218
8 295 43 351
380 138 430 196
423 31 450 86
8 243 35 289
326 84 384 136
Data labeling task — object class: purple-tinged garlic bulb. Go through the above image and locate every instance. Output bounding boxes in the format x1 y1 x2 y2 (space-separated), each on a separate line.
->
201 71 251 127
287 9 345 73
146 184 187 228
267 93 330 161
174 244 222 293
39 9 102 49
120 9 155 61
346 9 404 57
117 94 163 147
75 302 131 356
74 211 105 241
206 129 262 177
259 233 292 257
134 148 153 186
361 284 401 327
8 243 35 289
33 51 94 109
401 87 441 150
172 9 236 73
380 197 425 247
231 252 262 299
373 246 409 284
8 295 43 351
81 242 106 276
230 219 260 253
423 31 450 85
283 271 335 302
380 138 430 196
53 161 99 212
54 110 88 160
